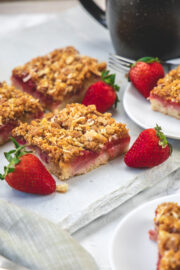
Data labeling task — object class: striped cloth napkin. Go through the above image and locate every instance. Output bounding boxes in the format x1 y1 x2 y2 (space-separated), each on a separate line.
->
0 200 98 270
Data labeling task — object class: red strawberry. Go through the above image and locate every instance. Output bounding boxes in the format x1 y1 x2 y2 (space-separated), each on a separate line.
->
82 70 120 113
124 125 172 168
0 138 67 195
129 57 164 98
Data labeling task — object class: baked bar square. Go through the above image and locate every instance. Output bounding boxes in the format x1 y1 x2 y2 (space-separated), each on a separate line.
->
12 103 130 180
0 82 43 145
149 66 180 119
149 202 180 270
12 46 106 111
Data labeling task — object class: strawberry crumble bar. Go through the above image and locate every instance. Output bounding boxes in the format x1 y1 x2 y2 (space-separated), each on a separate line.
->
149 202 180 270
11 46 106 111
0 82 43 145
149 66 180 119
12 103 130 180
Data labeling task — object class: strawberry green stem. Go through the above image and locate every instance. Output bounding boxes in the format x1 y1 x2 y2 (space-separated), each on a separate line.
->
131 56 160 68
0 138 32 180
101 70 120 108
155 125 172 154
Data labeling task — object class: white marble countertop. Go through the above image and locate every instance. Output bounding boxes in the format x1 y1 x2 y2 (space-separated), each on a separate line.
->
0 1 180 270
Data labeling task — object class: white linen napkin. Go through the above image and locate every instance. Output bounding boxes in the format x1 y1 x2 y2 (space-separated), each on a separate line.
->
0 200 98 270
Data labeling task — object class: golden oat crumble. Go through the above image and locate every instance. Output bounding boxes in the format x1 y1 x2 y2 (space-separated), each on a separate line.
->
150 66 180 103
154 203 180 269
12 103 129 163
12 46 106 102
0 81 43 126
56 183 68 193
155 203 180 233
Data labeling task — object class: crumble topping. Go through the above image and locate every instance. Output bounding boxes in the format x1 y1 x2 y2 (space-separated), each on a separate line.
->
12 46 106 102
154 203 180 269
56 183 68 193
155 203 180 233
12 103 129 163
150 66 180 103
0 82 43 126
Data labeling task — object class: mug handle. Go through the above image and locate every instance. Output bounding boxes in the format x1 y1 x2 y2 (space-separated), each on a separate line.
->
79 0 107 28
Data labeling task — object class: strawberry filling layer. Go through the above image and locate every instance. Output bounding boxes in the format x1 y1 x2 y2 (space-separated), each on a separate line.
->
150 94 180 112
0 122 17 144
149 228 161 270
149 229 158 241
11 75 56 108
0 111 43 145
12 74 90 111
149 211 161 270
70 137 130 176
12 74 99 111
16 136 130 179
157 254 162 270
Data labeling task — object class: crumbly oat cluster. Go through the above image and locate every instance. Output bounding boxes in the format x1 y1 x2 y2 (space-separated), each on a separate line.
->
12 46 106 102
0 82 43 126
151 66 180 103
12 103 129 163
154 203 180 269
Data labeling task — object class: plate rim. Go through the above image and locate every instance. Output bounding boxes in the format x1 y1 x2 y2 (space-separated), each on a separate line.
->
109 193 180 270
123 83 180 140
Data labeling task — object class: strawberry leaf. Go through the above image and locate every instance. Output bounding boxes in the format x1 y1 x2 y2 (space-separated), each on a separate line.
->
114 84 120 92
4 150 16 162
11 137 20 149
131 57 160 68
137 57 160 64
102 70 109 80
0 138 32 180
101 70 120 93
11 157 20 165
114 94 120 108
101 70 120 108
168 143 173 155
8 168 15 173
155 124 173 154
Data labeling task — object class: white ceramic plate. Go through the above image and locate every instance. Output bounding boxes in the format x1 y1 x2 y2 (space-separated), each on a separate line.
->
110 193 180 270
123 83 180 139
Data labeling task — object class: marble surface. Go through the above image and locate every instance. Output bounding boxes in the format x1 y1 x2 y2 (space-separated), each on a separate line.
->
75 169 180 270
0 1 179 270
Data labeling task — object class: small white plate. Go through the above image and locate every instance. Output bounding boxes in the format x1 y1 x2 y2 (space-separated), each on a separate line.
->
109 193 180 270
123 83 180 139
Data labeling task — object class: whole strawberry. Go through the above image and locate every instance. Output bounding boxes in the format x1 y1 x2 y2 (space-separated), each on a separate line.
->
129 57 164 98
0 138 67 195
124 125 172 168
82 70 120 113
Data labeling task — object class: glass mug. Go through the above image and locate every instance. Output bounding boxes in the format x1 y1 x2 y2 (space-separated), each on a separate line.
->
79 0 180 60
